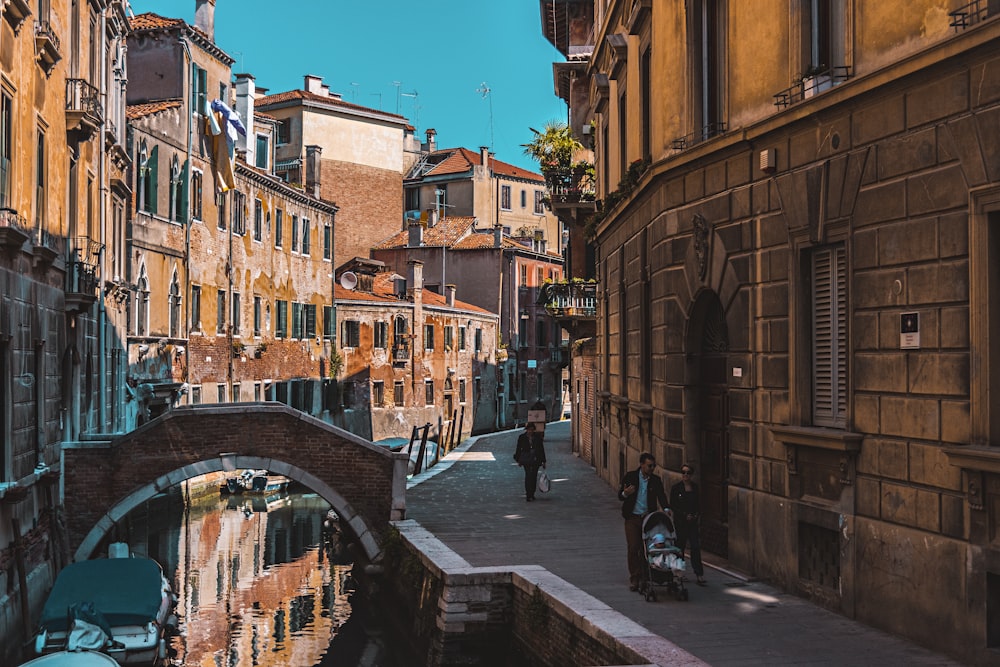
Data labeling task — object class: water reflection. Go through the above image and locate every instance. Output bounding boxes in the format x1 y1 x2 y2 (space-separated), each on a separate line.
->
114 479 401 666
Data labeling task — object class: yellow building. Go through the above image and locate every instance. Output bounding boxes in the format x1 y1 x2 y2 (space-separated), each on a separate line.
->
542 1 1000 662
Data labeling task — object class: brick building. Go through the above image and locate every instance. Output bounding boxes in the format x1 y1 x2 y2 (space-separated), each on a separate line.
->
255 75 418 268
126 7 338 420
373 216 566 427
539 0 1000 662
0 1 130 662
333 257 499 443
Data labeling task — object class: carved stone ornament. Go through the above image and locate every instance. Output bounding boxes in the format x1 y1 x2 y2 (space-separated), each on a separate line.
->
693 214 710 281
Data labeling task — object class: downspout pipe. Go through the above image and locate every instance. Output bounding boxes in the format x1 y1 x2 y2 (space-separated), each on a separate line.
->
97 7 109 429
180 38 194 392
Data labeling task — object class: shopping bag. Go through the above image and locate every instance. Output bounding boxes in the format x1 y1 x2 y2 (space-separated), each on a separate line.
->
537 469 551 493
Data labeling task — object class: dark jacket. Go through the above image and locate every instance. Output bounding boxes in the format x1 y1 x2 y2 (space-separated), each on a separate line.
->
618 468 668 519
669 481 701 521
514 432 546 467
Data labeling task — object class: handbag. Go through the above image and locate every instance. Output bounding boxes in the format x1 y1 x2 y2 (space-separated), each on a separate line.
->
537 468 551 493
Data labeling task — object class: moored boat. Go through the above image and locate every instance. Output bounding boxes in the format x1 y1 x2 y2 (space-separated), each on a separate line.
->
33 546 177 665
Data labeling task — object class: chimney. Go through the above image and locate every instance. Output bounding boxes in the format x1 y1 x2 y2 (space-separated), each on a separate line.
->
424 128 437 153
408 220 424 247
194 0 216 41
445 285 456 307
427 209 438 227
493 224 503 248
480 145 490 167
305 145 322 197
408 260 423 296
304 75 326 95
234 74 256 165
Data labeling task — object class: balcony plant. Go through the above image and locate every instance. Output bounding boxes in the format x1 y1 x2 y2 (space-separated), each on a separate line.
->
522 121 583 173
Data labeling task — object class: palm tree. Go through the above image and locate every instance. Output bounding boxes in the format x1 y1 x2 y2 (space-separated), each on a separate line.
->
522 122 583 173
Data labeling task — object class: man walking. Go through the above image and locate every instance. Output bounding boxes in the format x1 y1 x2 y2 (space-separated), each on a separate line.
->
618 452 668 591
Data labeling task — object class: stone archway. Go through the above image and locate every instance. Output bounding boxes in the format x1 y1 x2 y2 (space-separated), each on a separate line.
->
64 403 408 563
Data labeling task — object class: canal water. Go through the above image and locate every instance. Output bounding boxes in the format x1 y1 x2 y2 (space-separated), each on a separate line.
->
112 478 408 666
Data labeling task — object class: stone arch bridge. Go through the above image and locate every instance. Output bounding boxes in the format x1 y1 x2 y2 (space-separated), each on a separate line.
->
63 403 408 562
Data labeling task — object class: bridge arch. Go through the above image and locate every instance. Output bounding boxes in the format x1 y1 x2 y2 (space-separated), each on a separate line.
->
64 403 408 564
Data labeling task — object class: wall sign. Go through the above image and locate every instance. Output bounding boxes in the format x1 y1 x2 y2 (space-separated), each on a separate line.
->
900 312 920 349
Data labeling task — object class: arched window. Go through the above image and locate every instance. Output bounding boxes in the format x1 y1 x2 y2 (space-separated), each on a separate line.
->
136 267 149 336
169 155 182 222
168 271 181 338
137 141 157 214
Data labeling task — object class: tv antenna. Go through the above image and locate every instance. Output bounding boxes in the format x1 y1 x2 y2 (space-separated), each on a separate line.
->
401 89 419 126
476 81 494 151
350 82 360 102
392 81 402 114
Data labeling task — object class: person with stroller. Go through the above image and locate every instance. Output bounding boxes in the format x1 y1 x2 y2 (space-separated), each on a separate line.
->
513 423 546 501
618 452 669 592
670 464 706 586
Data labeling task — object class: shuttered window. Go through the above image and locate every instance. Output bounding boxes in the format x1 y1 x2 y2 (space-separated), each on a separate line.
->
812 245 847 427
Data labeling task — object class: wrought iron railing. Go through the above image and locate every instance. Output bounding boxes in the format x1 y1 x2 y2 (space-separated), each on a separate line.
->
66 78 103 120
544 166 596 205
34 20 60 52
539 281 598 318
671 122 728 150
949 0 997 31
67 236 103 295
773 66 852 109
392 339 410 362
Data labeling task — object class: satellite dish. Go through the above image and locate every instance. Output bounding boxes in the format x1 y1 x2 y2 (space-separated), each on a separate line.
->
340 271 358 290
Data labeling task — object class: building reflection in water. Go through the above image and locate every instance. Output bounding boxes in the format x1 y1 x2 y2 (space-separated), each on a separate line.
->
115 479 382 667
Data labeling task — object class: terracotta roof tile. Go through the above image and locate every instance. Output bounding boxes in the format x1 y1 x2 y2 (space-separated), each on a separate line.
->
126 99 183 119
373 216 478 250
256 89 408 122
129 13 185 31
414 147 543 182
335 271 490 314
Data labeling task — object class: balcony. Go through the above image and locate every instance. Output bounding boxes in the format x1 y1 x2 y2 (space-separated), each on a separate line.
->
0 207 30 250
34 20 61 75
548 344 570 370
65 237 102 314
33 227 61 266
66 78 103 143
545 165 596 211
949 0 996 31
773 66 852 109
392 339 410 363
3 0 31 33
540 280 597 319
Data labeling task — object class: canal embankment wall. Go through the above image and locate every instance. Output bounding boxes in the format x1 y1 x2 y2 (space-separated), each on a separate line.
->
380 520 706 667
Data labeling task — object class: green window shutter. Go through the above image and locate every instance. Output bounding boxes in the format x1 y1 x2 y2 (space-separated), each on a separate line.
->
812 245 847 427
180 159 190 224
148 145 158 214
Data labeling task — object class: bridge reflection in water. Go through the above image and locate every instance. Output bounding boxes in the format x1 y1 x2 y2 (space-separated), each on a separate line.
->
112 478 405 666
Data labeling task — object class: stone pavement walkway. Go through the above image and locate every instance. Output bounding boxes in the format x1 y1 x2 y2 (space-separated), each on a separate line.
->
404 420 962 666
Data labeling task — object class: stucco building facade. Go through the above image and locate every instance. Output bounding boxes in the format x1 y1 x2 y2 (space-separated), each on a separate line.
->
541 1 1000 663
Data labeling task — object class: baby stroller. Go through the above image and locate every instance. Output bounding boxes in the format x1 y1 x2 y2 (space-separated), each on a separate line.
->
640 509 689 602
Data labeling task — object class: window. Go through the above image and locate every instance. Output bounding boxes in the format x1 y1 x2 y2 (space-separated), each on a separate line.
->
374 321 388 349
274 209 283 247
692 0 725 140
343 320 360 347
405 187 419 212
536 320 548 348
304 304 316 338
520 263 527 286
35 127 46 227
191 386 202 404
475 328 482 352
812 245 847 427
217 384 226 403
231 292 241 335
253 199 263 241
444 326 453 350
191 64 207 114
0 91 11 208
254 382 261 401
520 189 527 208
323 306 334 340
253 296 262 336
424 380 434 406
276 118 291 145
169 273 181 338
474 376 481 402
536 267 544 286
191 170 203 221
291 215 299 252
323 223 332 260
232 191 246 235
232 383 241 403
500 184 511 210
459 378 467 403
291 302 303 339
459 326 467 351
301 218 311 255
518 316 527 348
641 47 652 161
169 155 186 223
275 300 288 338
619 90 628 178
372 381 384 406
424 323 434 350
217 191 226 230
217 289 226 334
255 134 268 170
191 285 201 332
394 380 404 405
138 142 157 214
534 191 544 215
136 272 149 336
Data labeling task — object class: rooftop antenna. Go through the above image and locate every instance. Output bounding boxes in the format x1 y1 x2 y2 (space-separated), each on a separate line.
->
350 82 360 103
476 81 494 151
401 89 419 126
370 92 382 110
392 80 402 114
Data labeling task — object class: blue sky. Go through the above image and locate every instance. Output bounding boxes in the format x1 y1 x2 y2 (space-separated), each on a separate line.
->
129 1 568 172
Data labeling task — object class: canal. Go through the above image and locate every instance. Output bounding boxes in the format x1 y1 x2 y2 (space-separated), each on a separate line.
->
109 477 408 666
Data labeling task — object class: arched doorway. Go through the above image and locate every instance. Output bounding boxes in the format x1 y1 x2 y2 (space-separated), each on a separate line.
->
688 291 730 558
